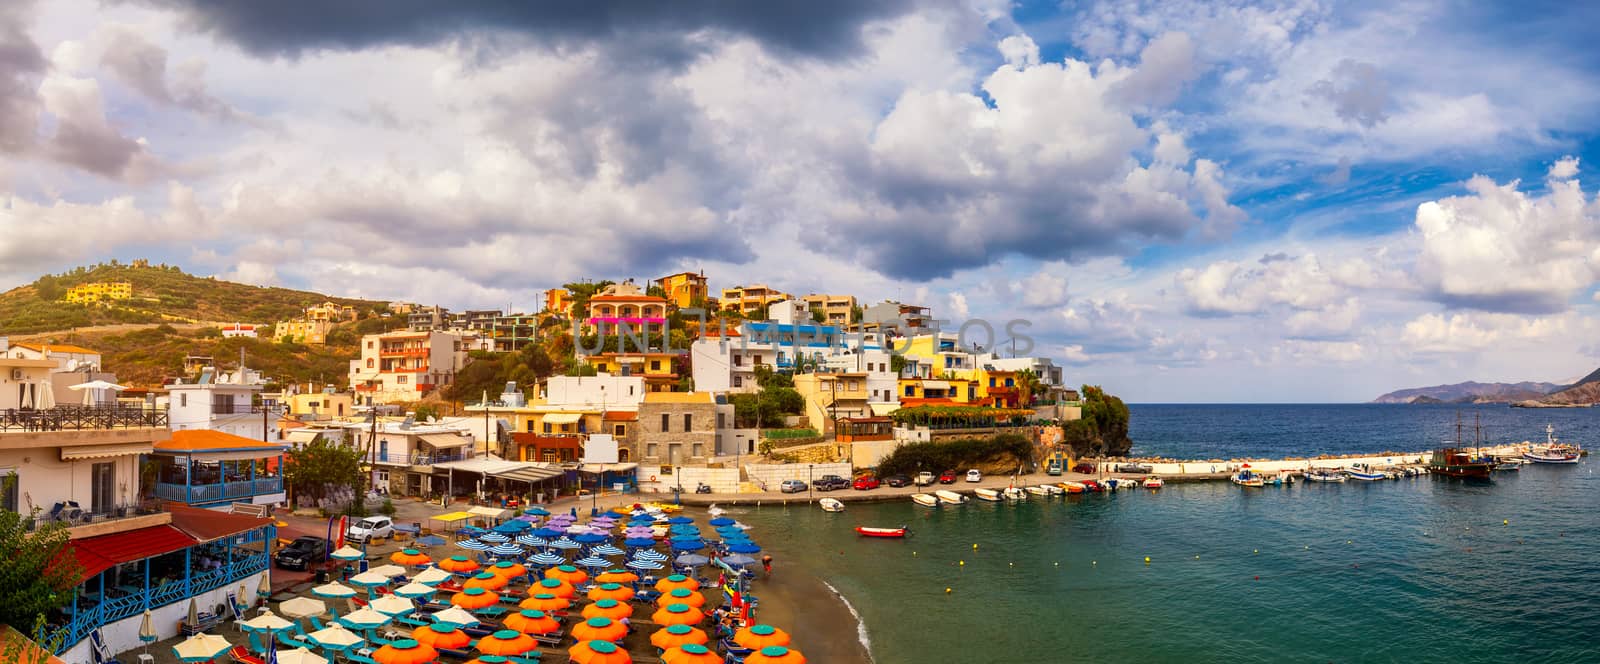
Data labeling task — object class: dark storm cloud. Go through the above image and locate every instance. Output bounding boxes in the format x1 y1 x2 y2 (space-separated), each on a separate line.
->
133 0 927 61
0 0 44 153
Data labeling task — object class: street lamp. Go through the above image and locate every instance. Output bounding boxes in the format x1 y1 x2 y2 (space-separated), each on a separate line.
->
807 464 814 504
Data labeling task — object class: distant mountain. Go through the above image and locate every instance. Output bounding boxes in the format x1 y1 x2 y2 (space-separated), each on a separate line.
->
1538 367 1600 405
1372 381 1562 404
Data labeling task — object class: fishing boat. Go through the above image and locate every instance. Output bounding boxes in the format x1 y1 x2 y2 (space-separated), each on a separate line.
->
1143 476 1164 489
1040 484 1064 495
912 493 941 507
1431 413 1494 479
1524 424 1582 464
935 490 967 504
1025 485 1050 497
1082 479 1104 492
1230 465 1265 487
1345 464 1387 481
1058 481 1086 494
1275 471 1295 485
1304 467 1347 482
819 498 845 512
1002 487 1027 501
855 526 909 538
974 488 1003 502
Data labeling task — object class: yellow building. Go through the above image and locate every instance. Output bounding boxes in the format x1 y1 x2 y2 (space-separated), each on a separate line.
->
656 271 709 309
794 372 871 434
303 301 357 322
273 318 334 344
802 293 857 325
585 352 684 392
719 284 789 317
64 281 133 304
897 376 980 404
287 391 353 418
545 289 574 316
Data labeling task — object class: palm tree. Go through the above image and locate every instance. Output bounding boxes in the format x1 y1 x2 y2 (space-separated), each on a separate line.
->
1014 369 1041 407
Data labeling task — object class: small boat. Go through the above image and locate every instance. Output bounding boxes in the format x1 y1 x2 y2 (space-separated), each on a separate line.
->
1039 484 1064 495
855 526 909 538
819 498 845 512
912 493 940 507
1143 476 1164 489
707 504 726 517
1002 487 1027 501
935 490 967 504
1345 464 1386 481
1493 458 1524 471
1304 468 1346 482
1024 486 1050 497
1230 465 1265 487
1524 425 1582 464
1058 482 1086 494
1082 480 1104 493
974 488 1003 502
1104 478 1122 491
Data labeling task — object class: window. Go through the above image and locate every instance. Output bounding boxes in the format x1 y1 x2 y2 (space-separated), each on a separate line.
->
527 421 536 432
683 414 692 430
660 414 670 432
692 443 704 458
646 444 659 458
543 422 552 433
650 361 661 371
968 386 976 400
179 393 187 407
367 341 374 348
366 358 374 368
904 385 914 396
1 471 17 513
733 355 743 367
375 469 389 485
91 462 113 514
397 375 408 384
732 376 742 388
614 424 626 436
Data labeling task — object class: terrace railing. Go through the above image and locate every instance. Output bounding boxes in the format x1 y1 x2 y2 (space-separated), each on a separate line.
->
0 405 167 432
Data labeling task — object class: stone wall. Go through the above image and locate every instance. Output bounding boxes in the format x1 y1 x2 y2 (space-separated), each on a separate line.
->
744 462 853 490
637 400 717 464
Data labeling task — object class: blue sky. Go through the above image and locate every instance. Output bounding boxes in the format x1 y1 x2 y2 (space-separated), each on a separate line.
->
2 0 1599 402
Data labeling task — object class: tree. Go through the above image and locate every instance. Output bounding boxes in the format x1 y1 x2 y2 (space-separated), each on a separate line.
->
810 309 825 323
849 304 863 323
0 475 81 633
414 404 440 422
1014 368 1042 406
284 437 365 507
1059 385 1131 457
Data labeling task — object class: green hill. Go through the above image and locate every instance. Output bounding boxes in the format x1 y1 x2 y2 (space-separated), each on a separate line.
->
47 325 370 389
0 261 390 335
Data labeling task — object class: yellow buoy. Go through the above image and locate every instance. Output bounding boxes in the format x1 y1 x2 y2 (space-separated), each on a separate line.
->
1347 540 1352 544
1253 549 1258 554
973 543 979 550
945 587 952 594
1503 519 1508 525
1194 555 1199 559
1144 556 1151 564
1091 561 1097 565
959 560 965 566
1054 562 1059 566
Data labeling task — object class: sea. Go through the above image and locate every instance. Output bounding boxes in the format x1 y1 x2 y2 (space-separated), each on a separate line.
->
728 404 1600 663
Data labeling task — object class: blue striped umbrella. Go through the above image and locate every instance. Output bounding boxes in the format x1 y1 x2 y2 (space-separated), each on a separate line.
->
708 517 736 527
727 542 762 554
667 516 694 525
527 552 564 566
626 559 664 570
591 544 626 557
532 528 565 538
573 556 609 568
624 538 658 548
549 537 581 549
515 535 548 547
455 539 490 551
633 550 668 562
670 540 705 551
487 543 523 556
479 532 510 543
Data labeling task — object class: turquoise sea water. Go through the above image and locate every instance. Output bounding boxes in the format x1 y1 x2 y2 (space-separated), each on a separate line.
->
730 405 1600 663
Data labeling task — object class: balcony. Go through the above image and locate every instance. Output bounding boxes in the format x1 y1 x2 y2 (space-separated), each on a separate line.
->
154 477 283 505
210 402 271 415
0 405 168 432
366 450 464 466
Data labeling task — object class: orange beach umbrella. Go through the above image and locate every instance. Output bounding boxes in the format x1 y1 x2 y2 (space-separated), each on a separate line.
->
745 646 806 664
651 603 703 627
371 638 439 664
488 561 527 579
502 609 560 636
654 574 699 594
518 593 570 612
475 629 537 656
569 639 632 664
595 569 637 584
650 624 708 651
662 643 722 664
734 624 791 650
390 549 431 567
531 577 575 599
464 658 512 664
655 588 704 608
581 598 633 622
438 556 480 574
545 565 588 585
409 623 471 650
588 583 635 603
450 587 500 610
464 572 509 591
571 617 628 643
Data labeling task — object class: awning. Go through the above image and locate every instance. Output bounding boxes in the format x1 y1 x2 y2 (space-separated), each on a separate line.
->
869 403 900 416
284 430 322 444
578 463 638 474
430 511 474 524
165 502 273 543
921 380 950 389
491 465 564 483
542 413 583 424
418 433 472 449
68 525 197 582
60 442 153 461
468 506 510 519
430 456 525 474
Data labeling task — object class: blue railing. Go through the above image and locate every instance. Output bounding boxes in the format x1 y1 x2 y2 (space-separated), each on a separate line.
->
47 551 269 654
154 479 282 504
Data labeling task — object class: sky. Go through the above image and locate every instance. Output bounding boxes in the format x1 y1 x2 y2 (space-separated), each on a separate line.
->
2 0 1599 402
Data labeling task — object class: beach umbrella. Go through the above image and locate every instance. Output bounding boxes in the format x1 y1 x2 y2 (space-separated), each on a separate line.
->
392 581 437 599
655 575 700 594
651 603 704 627
573 533 608 544
582 598 634 622
475 629 538 656
429 607 481 628
574 556 610 568
656 588 704 608
450 587 500 610
480 532 511 543
493 521 528 533
438 555 481 574
565 524 593 534
188 599 199 627
707 517 736 527
571 617 628 643
623 526 655 535
735 624 792 650
502 609 560 635
518 593 570 612
673 554 709 567
652 624 708 651
745 646 806 664
724 554 757 567
596 569 638 584
626 559 664 571
532 527 564 538
348 570 392 589
569 639 632 664
369 564 407 578
274 648 326 664
258 572 273 598
727 542 762 554
667 516 694 525
668 524 700 535
515 535 548 547
670 540 705 552
669 534 702 543
456 539 491 551
330 545 365 561
488 560 528 579
588 583 635 603
624 537 658 548
488 543 524 557
532 577 576 599
371 638 439 664
634 549 669 562
307 625 364 650
367 594 415 617
338 607 392 631
526 507 551 516
312 581 357 599
464 571 509 591
591 544 626 557
172 634 232 662
545 565 588 585
416 534 447 547
662 643 722 664
138 609 157 653
241 611 294 634
528 552 565 566
715 526 745 537
409 623 471 650
413 567 454 586
278 597 326 619
390 549 431 567
550 537 582 550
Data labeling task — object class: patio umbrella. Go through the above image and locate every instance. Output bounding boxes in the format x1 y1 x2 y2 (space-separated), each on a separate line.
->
707 517 736 527
545 565 588 585
502 609 560 636
588 583 634 602
655 575 700 593
715 527 745 537
531 577 576 599
487 543 524 557
532 528 564 538
392 582 437 599
338 607 392 631
735 624 792 650
724 554 758 567
409 623 471 650
480 532 511 543
274 648 326 664
591 544 626 557
565 524 593 534
626 559 664 571
569 639 632 664
371 638 439 664
369 564 407 578
573 533 607 544
412 567 453 586
450 587 500 610
188 599 199 627
549 537 581 550
258 572 273 598
349 570 391 586
571 617 628 643
312 581 357 599
667 516 694 525
307 625 364 650
367 594 415 617
525 507 551 516
330 546 365 561
515 535 548 547
673 554 709 567
634 550 669 562
727 542 762 554
656 588 704 608
624 538 658 548
429 607 481 628
493 521 528 533
596 569 637 584
670 540 705 552
574 556 610 569
475 629 538 656
745 646 806 664
527 552 565 566
456 539 491 551
518 593 570 612
662 643 721 664
488 560 528 579
173 634 232 662
651 603 703 627
581 598 633 622
390 549 431 566
438 555 480 574
416 534 447 547
241 612 294 634
668 525 700 535
464 571 509 591
278 597 326 619
651 624 708 651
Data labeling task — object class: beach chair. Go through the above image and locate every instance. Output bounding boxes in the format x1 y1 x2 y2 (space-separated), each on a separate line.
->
89 629 122 664
310 616 328 632
277 631 313 650
346 654 381 664
510 653 543 663
246 631 268 655
228 644 266 664
439 647 474 660
225 590 248 631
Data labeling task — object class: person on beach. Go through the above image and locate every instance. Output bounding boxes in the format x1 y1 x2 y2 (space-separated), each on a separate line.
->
762 554 773 576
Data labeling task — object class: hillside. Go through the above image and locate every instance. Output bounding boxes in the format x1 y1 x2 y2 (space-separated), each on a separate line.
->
31 325 369 389
0 261 389 335
1538 367 1600 405
1372 381 1561 404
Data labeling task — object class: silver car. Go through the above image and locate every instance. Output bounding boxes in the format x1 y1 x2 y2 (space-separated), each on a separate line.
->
779 479 807 493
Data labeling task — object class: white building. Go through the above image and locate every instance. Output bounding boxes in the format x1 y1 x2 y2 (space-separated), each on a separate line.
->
219 323 259 338
165 366 278 441
541 374 648 409
690 319 885 394
348 329 472 403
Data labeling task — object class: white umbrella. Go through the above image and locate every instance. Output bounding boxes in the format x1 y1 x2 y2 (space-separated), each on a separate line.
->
172 633 232 662
366 594 414 617
329 546 365 561
307 625 363 649
278 597 326 619
138 609 157 654
429 606 480 628
36 381 54 409
241 611 294 633
275 648 327 664
258 571 273 598
347 570 390 588
337 607 391 631
412 567 452 586
187 599 199 627
311 581 356 598
67 379 127 391
367 564 406 578
392 581 436 599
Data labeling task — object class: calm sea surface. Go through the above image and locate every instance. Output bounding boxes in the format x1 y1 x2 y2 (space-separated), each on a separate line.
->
729 404 1600 663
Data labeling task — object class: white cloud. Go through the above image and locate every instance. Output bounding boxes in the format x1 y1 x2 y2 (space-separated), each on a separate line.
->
1014 269 1070 308
1399 312 1574 353
997 34 1038 69
1175 253 1359 316
1284 297 1361 339
1549 155 1579 179
1278 339 1366 363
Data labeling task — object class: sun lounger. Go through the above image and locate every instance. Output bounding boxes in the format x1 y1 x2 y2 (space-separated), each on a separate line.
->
346 654 381 664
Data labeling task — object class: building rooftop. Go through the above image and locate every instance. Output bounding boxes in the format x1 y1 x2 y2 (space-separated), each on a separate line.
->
154 430 288 453
9 342 101 355
642 392 713 404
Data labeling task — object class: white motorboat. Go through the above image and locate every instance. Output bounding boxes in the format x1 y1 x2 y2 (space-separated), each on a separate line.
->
1303 468 1347 482
1345 464 1386 481
819 498 845 512
1524 424 1582 464
935 490 967 504
1040 484 1064 495
1024 486 1050 497
912 493 940 507
1002 487 1027 501
974 488 1003 502
1230 465 1265 487
1143 476 1164 489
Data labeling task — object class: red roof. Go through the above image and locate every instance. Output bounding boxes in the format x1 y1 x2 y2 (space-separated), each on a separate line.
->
68 525 197 582
602 411 638 422
589 295 667 303
165 502 274 543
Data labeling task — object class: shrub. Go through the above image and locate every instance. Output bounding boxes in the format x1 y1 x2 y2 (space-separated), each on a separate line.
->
875 433 1035 477
379 499 397 516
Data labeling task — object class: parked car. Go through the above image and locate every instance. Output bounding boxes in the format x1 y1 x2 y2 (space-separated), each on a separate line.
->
884 474 912 488
275 536 332 570
1073 462 1098 474
812 475 851 491
346 515 394 543
1045 460 1063 476
965 469 982 483
938 470 958 484
1115 462 1154 474
779 479 807 493
853 475 881 490
914 472 936 486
